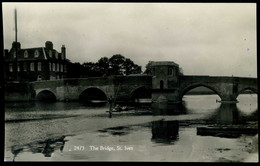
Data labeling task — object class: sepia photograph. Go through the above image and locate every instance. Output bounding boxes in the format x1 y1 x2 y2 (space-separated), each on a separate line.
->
2 2 258 162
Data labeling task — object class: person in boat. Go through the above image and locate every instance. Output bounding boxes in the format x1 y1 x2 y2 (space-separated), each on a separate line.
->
108 96 113 112
114 104 123 112
108 96 113 118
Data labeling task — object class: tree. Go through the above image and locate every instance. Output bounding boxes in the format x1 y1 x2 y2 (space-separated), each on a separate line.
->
109 54 126 75
67 54 142 78
123 58 142 75
108 54 142 76
143 61 153 75
83 62 102 77
97 57 110 76
67 62 87 78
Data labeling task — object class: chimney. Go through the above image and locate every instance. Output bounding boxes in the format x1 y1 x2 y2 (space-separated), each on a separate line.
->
12 41 21 49
45 41 53 50
61 45 66 59
4 49 9 59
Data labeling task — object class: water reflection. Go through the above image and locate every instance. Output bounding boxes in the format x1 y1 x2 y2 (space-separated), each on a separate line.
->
206 103 238 125
98 126 132 136
198 103 258 138
11 136 66 161
151 120 179 144
207 103 258 126
5 101 108 112
5 95 258 161
151 102 187 115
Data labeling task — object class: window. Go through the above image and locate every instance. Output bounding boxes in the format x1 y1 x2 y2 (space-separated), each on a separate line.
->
160 80 164 89
168 68 173 76
24 51 28 58
49 50 52 58
38 62 41 71
30 63 34 71
55 52 58 59
61 64 63 72
34 50 39 58
49 62 52 71
9 63 13 72
57 63 60 72
61 53 64 60
53 63 56 71
64 65 67 73
23 63 27 71
17 63 20 72
13 51 16 58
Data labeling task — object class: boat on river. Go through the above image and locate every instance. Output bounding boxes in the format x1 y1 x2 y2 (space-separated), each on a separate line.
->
106 105 135 113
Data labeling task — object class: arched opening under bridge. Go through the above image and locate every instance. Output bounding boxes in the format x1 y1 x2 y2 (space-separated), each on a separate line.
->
179 84 222 112
236 88 258 113
36 90 56 102
131 86 152 103
79 88 107 103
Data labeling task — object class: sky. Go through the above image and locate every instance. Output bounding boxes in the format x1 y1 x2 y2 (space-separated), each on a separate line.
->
2 3 257 77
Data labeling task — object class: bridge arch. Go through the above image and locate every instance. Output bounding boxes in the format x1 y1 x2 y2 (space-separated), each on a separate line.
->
235 87 258 99
36 90 56 102
178 83 223 101
79 87 108 102
130 86 152 102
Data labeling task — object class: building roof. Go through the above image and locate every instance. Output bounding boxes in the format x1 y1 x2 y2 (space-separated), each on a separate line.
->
5 47 65 62
150 61 179 67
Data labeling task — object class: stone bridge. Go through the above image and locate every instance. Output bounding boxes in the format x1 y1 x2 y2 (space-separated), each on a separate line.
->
31 75 152 102
177 76 258 102
30 74 257 103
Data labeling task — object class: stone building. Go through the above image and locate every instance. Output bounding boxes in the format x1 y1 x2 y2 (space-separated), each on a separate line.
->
150 61 180 103
4 41 68 82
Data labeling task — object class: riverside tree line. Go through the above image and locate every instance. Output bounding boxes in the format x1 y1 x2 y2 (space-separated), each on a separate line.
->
67 54 183 78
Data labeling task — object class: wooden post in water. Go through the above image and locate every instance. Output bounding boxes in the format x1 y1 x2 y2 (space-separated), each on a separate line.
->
14 8 19 82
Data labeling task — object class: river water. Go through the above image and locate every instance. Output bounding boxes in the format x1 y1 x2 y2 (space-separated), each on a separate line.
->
4 94 258 162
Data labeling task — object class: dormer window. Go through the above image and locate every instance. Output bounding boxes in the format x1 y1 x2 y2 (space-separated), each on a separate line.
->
24 50 28 58
55 52 58 59
13 51 16 58
34 50 39 58
49 50 52 58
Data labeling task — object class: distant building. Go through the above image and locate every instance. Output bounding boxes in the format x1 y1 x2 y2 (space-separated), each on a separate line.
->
4 41 69 82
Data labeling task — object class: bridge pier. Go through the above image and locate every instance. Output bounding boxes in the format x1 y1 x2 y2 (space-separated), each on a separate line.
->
219 94 239 103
